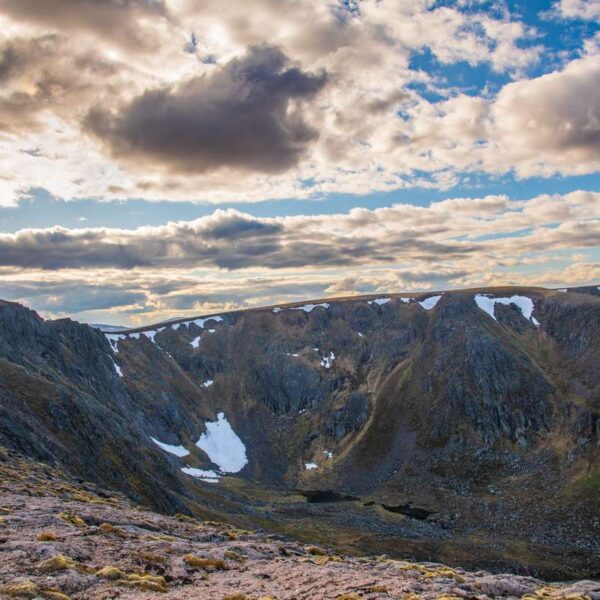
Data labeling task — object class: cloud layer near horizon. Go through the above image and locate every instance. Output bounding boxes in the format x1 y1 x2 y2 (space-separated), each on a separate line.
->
1 191 598 324
1 191 599 271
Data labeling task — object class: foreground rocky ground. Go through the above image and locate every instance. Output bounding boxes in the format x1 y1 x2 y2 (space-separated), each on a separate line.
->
0 449 598 600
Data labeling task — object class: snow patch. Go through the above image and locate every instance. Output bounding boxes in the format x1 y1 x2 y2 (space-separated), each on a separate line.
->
291 303 330 313
196 412 248 473
368 297 391 306
323 450 333 459
129 330 158 343
190 336 201 348
143 330 157 343
110 357 123 377
557 288 568 293
474 294 538 326
474 295 496 319
272 307 282 313
357 332 363 337
181 467 219 483
183 316 224 329
105 333 126 353
418 295 442 310
150 437 190 457
202 379 214 388
400 297 412 303
305 462 318 470
320 352 335 369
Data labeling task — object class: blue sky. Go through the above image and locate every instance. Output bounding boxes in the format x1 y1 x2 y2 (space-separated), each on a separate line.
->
2 170 600 232
0 0 598 325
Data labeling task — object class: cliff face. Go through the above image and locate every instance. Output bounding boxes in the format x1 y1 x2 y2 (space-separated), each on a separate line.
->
0 286 598 578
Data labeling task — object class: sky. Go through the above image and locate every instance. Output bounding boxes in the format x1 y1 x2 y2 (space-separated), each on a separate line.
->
0 0 599 326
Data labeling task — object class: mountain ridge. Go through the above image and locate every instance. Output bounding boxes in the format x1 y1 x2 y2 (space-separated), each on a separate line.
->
97 284 579 334
0 284 598 579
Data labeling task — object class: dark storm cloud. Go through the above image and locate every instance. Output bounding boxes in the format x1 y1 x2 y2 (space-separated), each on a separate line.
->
84 45 327 174
0 0 167 51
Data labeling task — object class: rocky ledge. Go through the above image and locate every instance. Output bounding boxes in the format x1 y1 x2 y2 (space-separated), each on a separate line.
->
0 448 598 600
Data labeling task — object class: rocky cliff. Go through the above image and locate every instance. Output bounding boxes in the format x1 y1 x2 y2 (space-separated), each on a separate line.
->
0 286 598 579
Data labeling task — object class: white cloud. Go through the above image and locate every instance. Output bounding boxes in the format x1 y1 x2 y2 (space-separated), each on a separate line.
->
384 52 600 180
0 0 549 205
489 53 600 177
556 0 600 20
0 190 597 324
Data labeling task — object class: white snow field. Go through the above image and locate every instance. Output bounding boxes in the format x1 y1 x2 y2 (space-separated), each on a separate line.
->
105 333 126 352
180 466 219 483
150 437 190 457
196 412 248 473
368 297 391 306
418 295 442 310
291 303 330 313
474 294 539 326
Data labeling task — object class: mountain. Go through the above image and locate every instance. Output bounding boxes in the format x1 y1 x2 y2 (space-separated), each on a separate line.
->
0 286 598 580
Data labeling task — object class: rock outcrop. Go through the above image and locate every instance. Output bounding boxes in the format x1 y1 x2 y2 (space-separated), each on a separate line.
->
1 447 599 600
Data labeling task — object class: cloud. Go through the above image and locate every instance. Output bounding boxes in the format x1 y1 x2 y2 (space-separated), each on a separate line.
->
0 0 597 326
0 0 169 52
0 34 121 133
0 192 597 276
389 53 600 179
199 211 283 240
361 2 540 73
0 279 146 314
490 53 600 177
556 0 600 20
84 45 327 175
0 0 550 204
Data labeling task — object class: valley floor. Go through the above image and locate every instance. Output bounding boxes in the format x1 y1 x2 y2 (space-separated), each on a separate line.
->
0 448 598 600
